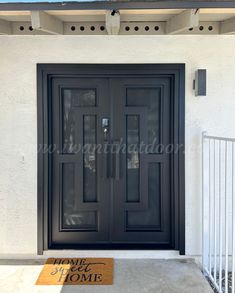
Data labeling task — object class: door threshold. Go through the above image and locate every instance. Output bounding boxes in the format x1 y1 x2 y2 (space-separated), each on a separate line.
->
42 250 182 259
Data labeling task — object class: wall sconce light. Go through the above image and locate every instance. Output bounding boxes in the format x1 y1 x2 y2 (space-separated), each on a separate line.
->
193 69 207 96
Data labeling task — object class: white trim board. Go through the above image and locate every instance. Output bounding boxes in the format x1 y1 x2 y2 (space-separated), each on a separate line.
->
43 250 181 259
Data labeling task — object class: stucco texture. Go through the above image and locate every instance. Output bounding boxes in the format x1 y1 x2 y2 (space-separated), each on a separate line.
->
0 35 235 256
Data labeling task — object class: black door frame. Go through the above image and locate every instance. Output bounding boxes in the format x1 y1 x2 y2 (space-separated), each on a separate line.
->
37 64 185 255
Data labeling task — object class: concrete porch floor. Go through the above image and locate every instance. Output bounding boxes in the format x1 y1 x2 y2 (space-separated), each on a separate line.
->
0 259 212 293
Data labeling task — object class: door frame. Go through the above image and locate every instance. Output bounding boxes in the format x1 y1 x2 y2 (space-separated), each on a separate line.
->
37 64 185 255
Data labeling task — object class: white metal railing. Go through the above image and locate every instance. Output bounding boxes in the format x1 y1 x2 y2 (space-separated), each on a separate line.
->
202 132 235 293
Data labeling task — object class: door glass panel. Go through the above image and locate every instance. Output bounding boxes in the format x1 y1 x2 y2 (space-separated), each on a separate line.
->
126 115 140 202
64 88 96 107
83 115 97 202
126 163 161 230
63 90 75 154
62 89 96 154
62 163 97 229
126 88 161 153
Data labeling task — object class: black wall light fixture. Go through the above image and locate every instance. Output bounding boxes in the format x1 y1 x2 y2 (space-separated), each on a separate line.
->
193 69 207 96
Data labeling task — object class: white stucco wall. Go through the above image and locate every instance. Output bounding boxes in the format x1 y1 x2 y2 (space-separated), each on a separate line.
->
0 35 235 257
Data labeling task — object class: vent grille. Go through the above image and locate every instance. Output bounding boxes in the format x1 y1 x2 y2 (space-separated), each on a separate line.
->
12 21 219 35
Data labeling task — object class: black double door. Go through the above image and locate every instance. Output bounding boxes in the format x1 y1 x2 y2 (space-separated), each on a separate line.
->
51 75 173 248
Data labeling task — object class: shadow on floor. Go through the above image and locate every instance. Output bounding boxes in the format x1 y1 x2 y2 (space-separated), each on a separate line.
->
0 259 46 266
0 259 212 293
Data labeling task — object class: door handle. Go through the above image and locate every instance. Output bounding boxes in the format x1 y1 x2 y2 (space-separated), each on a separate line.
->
102 140 121 180
102 141 110 179
113 140 121 180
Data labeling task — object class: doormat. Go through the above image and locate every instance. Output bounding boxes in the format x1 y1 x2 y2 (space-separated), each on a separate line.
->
36 258 114 285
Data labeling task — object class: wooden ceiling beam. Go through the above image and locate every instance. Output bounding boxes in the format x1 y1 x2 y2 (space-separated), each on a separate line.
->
221 16 235 34
166 9 199 34
105 10 120 35
31 11 63 34
0 19 12 34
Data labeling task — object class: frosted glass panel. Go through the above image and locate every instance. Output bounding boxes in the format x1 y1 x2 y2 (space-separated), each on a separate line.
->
126 88 161 152
126 115 140 202
127 163 161 229
63 91 75 154
62 163 97 229
83 115 97 202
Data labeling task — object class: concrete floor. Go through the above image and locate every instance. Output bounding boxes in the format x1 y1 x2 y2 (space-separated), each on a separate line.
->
0 259 212 293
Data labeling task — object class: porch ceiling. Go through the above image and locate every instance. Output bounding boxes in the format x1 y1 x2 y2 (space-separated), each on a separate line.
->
1 8 235 22
0 8 235 35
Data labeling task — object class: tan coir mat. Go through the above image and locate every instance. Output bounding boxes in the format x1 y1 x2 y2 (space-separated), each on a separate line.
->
36 258 113 285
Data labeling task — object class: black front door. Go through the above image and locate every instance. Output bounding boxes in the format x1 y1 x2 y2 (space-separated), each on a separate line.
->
38 64 185 253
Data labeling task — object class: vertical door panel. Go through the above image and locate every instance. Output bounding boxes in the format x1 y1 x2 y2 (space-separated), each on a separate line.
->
111 78 172 245
51 78 110 245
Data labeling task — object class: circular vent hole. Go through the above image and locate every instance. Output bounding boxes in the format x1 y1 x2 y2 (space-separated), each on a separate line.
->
199 26 204 31
80 26 85 31
19 26 24 31
125 26 130 31
189 27 193 31
145 26 149 31
90 26 95 31
134 26 139 31
154 26 159 31
29 26 33 31
208 26 213 31
71 26 76 31
100 26 105 31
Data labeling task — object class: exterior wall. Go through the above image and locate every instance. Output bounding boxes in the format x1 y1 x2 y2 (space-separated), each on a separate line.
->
0 35 235 257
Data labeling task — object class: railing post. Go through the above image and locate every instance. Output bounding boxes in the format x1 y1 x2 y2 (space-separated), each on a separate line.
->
232 142 235 293
219 140 222 292
202 131 207 273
